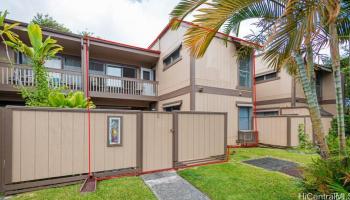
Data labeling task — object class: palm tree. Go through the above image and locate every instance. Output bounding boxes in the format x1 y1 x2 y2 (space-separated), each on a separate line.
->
0 10 20 65
170 0 350 159
5 23 63 106
324 0 349 156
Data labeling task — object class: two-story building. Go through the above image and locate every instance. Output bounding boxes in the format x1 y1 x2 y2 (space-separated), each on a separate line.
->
255 56 336 117
0 19 260 146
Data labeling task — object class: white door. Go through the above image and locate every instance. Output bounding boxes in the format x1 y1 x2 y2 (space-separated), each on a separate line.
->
141 68 154 96
106 64 122 88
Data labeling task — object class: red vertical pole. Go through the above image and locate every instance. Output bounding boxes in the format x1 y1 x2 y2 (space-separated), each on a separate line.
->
85 37 92 177
252 50 258 144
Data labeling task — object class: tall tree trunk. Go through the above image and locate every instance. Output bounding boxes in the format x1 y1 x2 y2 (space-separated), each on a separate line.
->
329 21 347 157
294 53 330 159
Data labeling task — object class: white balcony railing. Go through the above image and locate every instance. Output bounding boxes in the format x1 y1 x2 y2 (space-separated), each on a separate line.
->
0 63 158 97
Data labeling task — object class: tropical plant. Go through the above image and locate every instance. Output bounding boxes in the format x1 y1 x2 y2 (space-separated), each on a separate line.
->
169 0 335 159
0 10 20 65
301 156 350 195
5 23 63 106
298 124 315 151
325 0 348 157
48 90 95 109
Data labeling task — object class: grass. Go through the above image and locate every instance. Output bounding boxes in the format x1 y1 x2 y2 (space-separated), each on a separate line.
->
12 177 156 200
178 147 318 200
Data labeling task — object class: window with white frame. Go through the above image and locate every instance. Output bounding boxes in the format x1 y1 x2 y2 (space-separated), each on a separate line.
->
255 72 277 82
163 45 182 70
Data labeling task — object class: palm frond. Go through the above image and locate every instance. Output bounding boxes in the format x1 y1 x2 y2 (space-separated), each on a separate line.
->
170 0 208 29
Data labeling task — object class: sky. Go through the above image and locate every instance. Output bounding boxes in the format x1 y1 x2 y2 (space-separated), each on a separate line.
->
1 0 254 48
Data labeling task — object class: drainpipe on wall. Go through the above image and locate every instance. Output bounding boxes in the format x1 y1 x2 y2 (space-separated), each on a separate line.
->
252 49 259 146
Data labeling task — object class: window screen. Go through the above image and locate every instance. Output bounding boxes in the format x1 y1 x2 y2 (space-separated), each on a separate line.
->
239 107 252 130
239 55 252 88
123 67 137 78
89 61 104 72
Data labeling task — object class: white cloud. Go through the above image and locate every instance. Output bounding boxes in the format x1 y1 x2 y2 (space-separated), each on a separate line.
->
1 0 254 48
1 0 179 47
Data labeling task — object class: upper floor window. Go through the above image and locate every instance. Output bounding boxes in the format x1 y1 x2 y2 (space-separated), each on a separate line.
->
255 72 277 83
15 52 31 65
64 55 81 70
239 54 252 88
163 45 182 70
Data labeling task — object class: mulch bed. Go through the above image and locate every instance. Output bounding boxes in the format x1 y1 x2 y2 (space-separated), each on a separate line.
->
243 157 303 178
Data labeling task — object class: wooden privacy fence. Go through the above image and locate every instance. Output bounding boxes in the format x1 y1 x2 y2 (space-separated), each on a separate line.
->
257 116 332 147
0 107 227 194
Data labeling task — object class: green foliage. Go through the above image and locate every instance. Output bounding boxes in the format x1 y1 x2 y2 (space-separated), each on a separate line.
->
31 13 71 33
48 90 95 109
301 156 350 195
0 10 20 64
329 116 350 137
5 23 63 106
297 124 315 152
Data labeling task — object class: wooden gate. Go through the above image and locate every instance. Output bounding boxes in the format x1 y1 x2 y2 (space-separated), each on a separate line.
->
142 112 173 172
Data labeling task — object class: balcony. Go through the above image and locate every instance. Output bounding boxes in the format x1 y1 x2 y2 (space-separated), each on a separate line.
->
0 63 158 100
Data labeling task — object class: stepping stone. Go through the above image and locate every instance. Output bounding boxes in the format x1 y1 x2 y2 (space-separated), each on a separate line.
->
243 157 302 178
141 171 210 200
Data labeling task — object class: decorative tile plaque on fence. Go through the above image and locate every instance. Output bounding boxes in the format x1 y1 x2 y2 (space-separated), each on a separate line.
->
107 116 122 146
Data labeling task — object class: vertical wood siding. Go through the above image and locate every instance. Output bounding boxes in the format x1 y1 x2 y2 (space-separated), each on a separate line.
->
142 113 173 172
177 113 225 162
10 110 137 183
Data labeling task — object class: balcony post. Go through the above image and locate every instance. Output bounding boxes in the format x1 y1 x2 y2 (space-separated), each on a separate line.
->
81 38 89 97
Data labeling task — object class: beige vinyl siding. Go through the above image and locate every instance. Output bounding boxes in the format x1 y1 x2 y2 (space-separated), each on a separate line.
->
156 26 191 96
195 39 238 89
196 93 251 145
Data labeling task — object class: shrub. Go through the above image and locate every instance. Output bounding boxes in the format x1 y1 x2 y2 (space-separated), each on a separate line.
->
329 116 350 137
48 90 95 109
298 124 315 151
301 156 350 195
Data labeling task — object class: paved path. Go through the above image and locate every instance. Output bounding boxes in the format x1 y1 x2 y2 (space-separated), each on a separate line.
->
243 157 302 178
141 171 210 200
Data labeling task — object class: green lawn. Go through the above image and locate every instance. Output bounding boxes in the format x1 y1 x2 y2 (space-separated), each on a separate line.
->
178 147 318 200
11 177 156 200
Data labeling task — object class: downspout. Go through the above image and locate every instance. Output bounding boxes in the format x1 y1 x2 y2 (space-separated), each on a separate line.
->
252 49 258 146
85 36 92 177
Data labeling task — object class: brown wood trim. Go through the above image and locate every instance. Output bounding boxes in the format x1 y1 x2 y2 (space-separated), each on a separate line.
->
173 112 179 164
136 113 143 172
292 77 296 107
320 99 336 104
0 108 4 192
90 91 158 102
4 108 12 184
287 117 291 147
190 56 195 111
195 85 252 98
224 113 228 155
158 86 191 101
255 77 280 84
4 168 137 195
296 98 307 103
256 98 292 105
175 111 227 115
257 106 309 111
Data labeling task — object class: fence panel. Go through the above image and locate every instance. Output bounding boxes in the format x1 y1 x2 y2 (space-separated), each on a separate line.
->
7 108 138 183
257 117 288 146
142 112 173 172
176 112 226 164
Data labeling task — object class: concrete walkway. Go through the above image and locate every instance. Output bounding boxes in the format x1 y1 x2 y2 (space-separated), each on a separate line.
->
141 171 210 200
